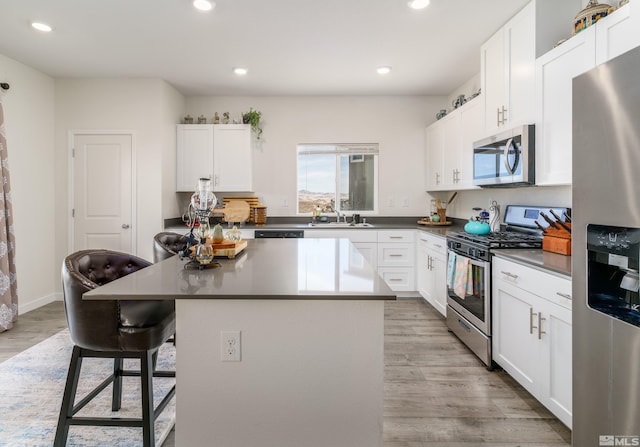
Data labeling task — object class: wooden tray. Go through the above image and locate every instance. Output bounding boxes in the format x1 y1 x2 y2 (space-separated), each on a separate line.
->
190 240 248 259
417 219 453 226
212 239 247 258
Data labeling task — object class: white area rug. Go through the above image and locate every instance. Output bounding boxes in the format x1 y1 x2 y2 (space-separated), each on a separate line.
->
0 329 175 446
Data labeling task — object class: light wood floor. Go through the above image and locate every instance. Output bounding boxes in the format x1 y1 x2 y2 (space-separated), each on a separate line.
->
0 299 572 446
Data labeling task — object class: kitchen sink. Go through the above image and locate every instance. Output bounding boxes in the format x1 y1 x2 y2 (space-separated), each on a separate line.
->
308 222 374 228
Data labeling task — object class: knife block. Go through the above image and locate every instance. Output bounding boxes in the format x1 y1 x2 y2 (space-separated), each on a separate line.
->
542 225 572 256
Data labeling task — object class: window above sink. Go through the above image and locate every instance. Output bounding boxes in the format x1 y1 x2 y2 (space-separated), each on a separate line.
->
297 144 379 215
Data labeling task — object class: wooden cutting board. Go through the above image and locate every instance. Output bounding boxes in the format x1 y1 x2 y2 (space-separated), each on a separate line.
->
213 200 251 223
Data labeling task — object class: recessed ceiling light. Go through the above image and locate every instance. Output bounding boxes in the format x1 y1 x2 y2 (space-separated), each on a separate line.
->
234 67 248 76
193 0 215 11
408 0 430 10
31 22 52 32
376 66 392 75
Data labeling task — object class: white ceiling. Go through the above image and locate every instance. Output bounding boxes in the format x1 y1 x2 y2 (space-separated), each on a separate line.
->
0 0 531 96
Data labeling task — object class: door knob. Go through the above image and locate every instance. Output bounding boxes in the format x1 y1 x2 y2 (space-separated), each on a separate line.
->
122 224 130 229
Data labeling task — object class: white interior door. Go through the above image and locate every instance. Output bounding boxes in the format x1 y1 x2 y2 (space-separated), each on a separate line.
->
72 133 133 253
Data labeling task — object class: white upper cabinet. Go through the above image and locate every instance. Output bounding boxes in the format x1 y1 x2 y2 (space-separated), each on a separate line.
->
212 124 252 192
595 0 640 64
425 97 483 192
176 124 253 193
535 27 596 186
425 119 444 191
176 124 214 192
481 0 582 134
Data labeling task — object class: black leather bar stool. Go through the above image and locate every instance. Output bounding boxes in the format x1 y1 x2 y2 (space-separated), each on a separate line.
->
54 249 176 447
153 232 188 262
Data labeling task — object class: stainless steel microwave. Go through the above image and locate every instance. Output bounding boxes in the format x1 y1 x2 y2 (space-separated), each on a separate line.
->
472 124 535 187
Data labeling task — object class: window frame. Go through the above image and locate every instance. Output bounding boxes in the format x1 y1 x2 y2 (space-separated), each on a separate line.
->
296 143 379 215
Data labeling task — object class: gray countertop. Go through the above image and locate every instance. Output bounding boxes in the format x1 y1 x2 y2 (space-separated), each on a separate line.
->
492 249 572 278
85 238 396 301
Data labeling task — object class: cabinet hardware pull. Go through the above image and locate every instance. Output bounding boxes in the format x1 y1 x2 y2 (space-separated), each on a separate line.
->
122 224 130 229
556 292 572 299
538 312 546 340
501 270 518 279
435 172 440 185
529 308 537 335
389 278 403 282
389 254 403 257
433 244 442 249
501 105 508 125
497 107 501 127
428 256 433 270
389 236 404 239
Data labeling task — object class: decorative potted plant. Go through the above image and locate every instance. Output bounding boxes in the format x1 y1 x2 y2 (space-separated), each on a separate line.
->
242 108 263 139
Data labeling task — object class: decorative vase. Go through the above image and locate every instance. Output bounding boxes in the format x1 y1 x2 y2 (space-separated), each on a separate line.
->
212 223 224 243
573 0 615 35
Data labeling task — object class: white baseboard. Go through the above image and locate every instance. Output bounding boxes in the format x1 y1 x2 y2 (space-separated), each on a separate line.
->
18 293 62 315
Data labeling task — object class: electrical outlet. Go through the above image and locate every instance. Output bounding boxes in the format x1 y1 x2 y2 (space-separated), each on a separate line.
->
221 331 241 362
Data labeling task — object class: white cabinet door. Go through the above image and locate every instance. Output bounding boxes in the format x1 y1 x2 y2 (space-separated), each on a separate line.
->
352 242 378 269
481 29 506 134
493 271 542 396
176 125 214 192
440 112 462 190
503 1 536 129
538 297 572 428
595 1 640 65
535 28 596 186
212 124 252 192
418 232 447 316
425 122 443 191
458 98 483 189
492 256 573 428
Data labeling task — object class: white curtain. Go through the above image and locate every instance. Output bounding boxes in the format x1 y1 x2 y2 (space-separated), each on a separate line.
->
0 93 18 332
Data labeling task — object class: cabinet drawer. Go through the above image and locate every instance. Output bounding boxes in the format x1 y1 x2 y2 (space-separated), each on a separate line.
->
419 231 446 255
377 267 415 292
378 230 416 243
493 257 572 309
377 244 415 267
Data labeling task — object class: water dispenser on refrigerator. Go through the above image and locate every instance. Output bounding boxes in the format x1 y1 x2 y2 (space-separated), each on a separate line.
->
587 224 640 327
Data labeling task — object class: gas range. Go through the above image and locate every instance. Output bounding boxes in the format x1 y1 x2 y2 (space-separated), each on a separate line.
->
446 230 542 261
446 205 570 261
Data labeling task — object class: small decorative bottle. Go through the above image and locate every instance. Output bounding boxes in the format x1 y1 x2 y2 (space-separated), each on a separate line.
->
212 223 224 243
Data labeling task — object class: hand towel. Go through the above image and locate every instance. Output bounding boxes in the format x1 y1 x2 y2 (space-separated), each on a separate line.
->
453 256 471 299
447 252 456 289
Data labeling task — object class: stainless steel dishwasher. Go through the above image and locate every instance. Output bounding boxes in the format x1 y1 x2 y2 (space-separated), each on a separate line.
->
254 230 304 238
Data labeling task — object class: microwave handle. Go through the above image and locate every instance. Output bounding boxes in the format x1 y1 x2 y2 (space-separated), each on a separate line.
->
502 138 517 175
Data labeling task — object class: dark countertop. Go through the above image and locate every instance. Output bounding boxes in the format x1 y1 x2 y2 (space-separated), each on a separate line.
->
492 249 572 278
84 239 395 301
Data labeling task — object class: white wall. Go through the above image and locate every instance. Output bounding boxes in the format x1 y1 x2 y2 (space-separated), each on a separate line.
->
185 96 447 216
54 79 185 264
0 54 56 313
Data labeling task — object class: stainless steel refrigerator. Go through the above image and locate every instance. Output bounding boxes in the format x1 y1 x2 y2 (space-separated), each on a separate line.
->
573 46 640 446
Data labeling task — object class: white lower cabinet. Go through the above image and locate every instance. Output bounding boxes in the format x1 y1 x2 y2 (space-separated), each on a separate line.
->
417 232 447 316
492 256 572 428
377 230 416 292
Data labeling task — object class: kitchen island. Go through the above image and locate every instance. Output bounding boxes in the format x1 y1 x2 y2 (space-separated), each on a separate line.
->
84 238 395 447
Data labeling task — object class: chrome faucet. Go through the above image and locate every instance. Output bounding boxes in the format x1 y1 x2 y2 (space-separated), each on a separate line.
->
331 206 343 223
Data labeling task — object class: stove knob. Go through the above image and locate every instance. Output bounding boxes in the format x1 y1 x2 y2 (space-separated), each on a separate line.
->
455 242 461 249
468 248 475 257
478 249 486 258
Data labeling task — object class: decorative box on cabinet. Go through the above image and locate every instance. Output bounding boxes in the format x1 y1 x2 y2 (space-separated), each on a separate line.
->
417 232 447 316
481 0 582 134
535 26 596 186
492 256 572 428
